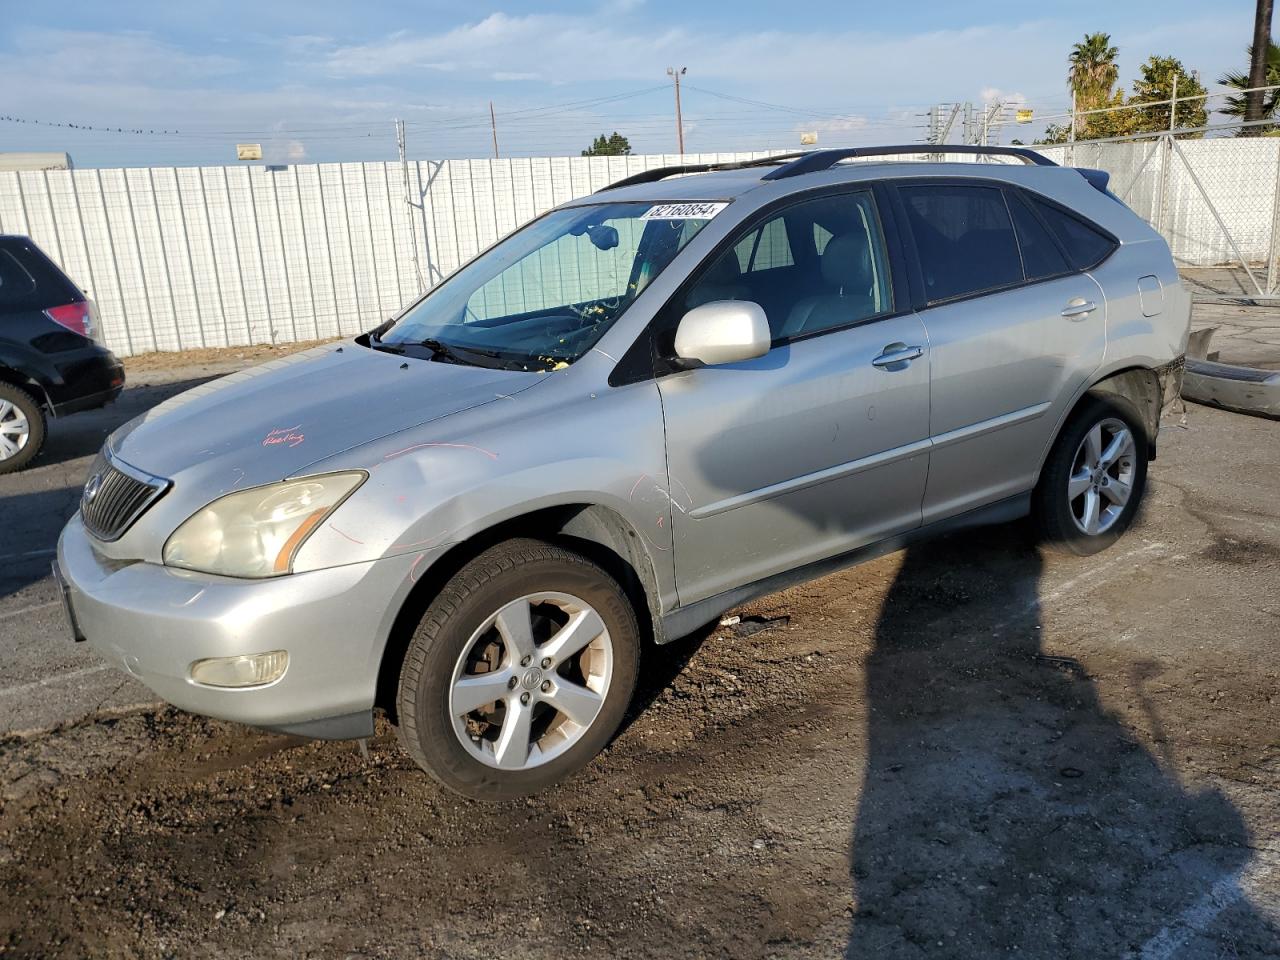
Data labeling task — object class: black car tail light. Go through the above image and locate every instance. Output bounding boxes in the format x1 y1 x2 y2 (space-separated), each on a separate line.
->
44 301 96 340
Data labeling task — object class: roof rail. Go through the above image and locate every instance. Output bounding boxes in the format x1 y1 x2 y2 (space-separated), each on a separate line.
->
596 152 808 192
760 145 1057 180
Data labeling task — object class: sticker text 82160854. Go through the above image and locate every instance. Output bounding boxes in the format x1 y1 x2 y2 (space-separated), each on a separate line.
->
640 202 729 221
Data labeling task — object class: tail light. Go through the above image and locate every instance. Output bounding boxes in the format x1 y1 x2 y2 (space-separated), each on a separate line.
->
44 301 100 342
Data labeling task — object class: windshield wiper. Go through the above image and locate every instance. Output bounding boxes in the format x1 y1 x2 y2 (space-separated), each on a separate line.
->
418 338 511 368
368 333 405 354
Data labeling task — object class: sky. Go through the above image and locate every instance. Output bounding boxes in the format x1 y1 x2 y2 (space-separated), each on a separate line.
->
0 0 1262 167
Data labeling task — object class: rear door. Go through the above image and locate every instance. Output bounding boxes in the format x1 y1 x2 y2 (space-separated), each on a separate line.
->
655 187 932 605
891 181 1108 523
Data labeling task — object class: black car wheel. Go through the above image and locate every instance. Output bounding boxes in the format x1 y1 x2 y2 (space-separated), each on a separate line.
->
396 538 640 801
1032 393 1148 556
0 383 45 474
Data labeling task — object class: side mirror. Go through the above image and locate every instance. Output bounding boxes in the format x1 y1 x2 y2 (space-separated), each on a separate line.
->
673 301 771 367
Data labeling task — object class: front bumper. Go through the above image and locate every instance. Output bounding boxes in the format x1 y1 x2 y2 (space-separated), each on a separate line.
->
56 515 423 739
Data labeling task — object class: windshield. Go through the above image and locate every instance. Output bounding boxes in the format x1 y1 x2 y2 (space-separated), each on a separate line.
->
373 201 723 369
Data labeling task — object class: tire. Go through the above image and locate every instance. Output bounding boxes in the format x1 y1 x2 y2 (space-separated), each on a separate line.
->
1032 393 1149 556
395 538 640 801
0 383 46 475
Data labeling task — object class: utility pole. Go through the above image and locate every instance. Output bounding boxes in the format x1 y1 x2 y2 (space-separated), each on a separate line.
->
1068 90 1077 166
489 101 500 159
1248 0 1275 127
667 66 687 155
395 119 425 294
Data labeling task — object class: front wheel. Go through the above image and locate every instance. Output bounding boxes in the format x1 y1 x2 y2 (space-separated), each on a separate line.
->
395 539 640 801
1032 394 1148 556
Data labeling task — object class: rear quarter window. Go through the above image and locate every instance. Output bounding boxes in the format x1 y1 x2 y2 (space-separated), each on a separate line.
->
0 249 37 306
1028 198 1118 270
0 238 80 312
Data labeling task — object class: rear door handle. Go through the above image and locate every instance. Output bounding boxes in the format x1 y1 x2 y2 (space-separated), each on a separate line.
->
1061 299 1098 318
871 344 924 368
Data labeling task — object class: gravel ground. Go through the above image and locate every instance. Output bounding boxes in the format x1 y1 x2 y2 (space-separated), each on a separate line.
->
0 345 1277 958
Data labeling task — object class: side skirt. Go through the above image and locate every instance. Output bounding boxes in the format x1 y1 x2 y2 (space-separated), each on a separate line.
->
657 492 1031 643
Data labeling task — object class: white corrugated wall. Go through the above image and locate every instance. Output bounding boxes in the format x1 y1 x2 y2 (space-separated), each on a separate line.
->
5 143 1274 357
0 152 777 356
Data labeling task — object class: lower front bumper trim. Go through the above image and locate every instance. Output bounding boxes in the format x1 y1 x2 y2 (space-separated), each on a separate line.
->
258 710 375 740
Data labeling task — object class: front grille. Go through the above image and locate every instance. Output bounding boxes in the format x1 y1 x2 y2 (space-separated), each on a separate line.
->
80 452 169 542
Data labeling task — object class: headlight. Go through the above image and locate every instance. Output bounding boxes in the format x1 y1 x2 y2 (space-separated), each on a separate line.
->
163 472 365 578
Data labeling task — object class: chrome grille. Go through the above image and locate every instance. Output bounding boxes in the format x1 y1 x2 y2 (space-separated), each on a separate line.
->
80 452 169 542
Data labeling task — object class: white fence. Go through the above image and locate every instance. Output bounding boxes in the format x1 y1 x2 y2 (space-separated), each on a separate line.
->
1 141 1275 356
0 152 774 356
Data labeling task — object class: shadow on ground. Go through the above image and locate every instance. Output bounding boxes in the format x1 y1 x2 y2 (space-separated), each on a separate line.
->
845 529 1276 957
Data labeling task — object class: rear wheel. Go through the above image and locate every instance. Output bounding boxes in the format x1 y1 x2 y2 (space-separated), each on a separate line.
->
395 539 640 800
0 383 45 475
1032 394 1148 556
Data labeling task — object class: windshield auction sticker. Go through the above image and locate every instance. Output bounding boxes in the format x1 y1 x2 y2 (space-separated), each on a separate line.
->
640 202 729 220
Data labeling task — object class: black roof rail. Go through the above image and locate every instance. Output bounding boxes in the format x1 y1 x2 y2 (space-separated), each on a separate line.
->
760 144 1057 180
596 152 808 192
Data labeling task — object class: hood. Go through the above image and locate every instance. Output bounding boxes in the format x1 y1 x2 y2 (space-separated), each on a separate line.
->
109 343 544 493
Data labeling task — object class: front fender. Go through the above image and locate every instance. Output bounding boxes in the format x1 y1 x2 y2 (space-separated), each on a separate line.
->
292 377 676 614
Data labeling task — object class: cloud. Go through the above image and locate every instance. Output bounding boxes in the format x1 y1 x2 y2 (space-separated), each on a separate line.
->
8 28 239 84
0 7 1250 164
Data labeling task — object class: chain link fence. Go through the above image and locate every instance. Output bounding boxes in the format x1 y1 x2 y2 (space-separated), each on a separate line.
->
1036 133 1280 293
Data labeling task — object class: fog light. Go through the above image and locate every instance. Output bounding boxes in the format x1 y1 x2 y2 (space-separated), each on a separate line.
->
189 650 288 688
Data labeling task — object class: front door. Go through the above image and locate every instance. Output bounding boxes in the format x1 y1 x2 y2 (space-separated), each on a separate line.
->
655 189 931 605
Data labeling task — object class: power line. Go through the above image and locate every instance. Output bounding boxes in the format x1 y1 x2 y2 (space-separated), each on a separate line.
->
0 115 182 135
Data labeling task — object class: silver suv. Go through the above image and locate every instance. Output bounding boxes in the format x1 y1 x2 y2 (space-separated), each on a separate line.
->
55 146 1189 799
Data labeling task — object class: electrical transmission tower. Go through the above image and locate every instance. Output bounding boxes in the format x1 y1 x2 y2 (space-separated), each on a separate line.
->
925 104 962 144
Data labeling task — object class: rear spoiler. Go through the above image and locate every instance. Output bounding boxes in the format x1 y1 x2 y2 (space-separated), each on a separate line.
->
1077 168 1111 193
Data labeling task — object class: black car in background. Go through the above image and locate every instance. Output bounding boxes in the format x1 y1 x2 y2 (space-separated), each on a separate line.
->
0 235 124 473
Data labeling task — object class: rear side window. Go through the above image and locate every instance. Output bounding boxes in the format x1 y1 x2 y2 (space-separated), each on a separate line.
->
899 184 1022 303
0 249 37 306
1008 195 1071 281
0 238 79 312
1028 198 1117 270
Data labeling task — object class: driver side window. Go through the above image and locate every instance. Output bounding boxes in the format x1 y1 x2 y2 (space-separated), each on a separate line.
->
682 191 892 342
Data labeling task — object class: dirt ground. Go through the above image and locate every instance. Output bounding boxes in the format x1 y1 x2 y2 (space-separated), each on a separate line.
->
120 338 343 380
1 386 1278 957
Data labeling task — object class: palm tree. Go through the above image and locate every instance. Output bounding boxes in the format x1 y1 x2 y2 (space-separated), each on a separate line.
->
1068 33 1121 131
1219 40 1280 126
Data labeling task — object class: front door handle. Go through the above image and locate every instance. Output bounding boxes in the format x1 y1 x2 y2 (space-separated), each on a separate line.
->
871 344 924 368
1061 298 1098 318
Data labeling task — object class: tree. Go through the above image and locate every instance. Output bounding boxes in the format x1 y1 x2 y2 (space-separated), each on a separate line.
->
1038 47 1209 144
1248 0 1275 123
1068 32 1120 123
582 132 631 156
1130 55 1207 134
1219 40 1280 131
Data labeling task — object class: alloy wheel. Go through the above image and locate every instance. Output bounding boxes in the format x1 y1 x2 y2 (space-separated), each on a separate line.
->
448 591 613 771
1067 417 1136 536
